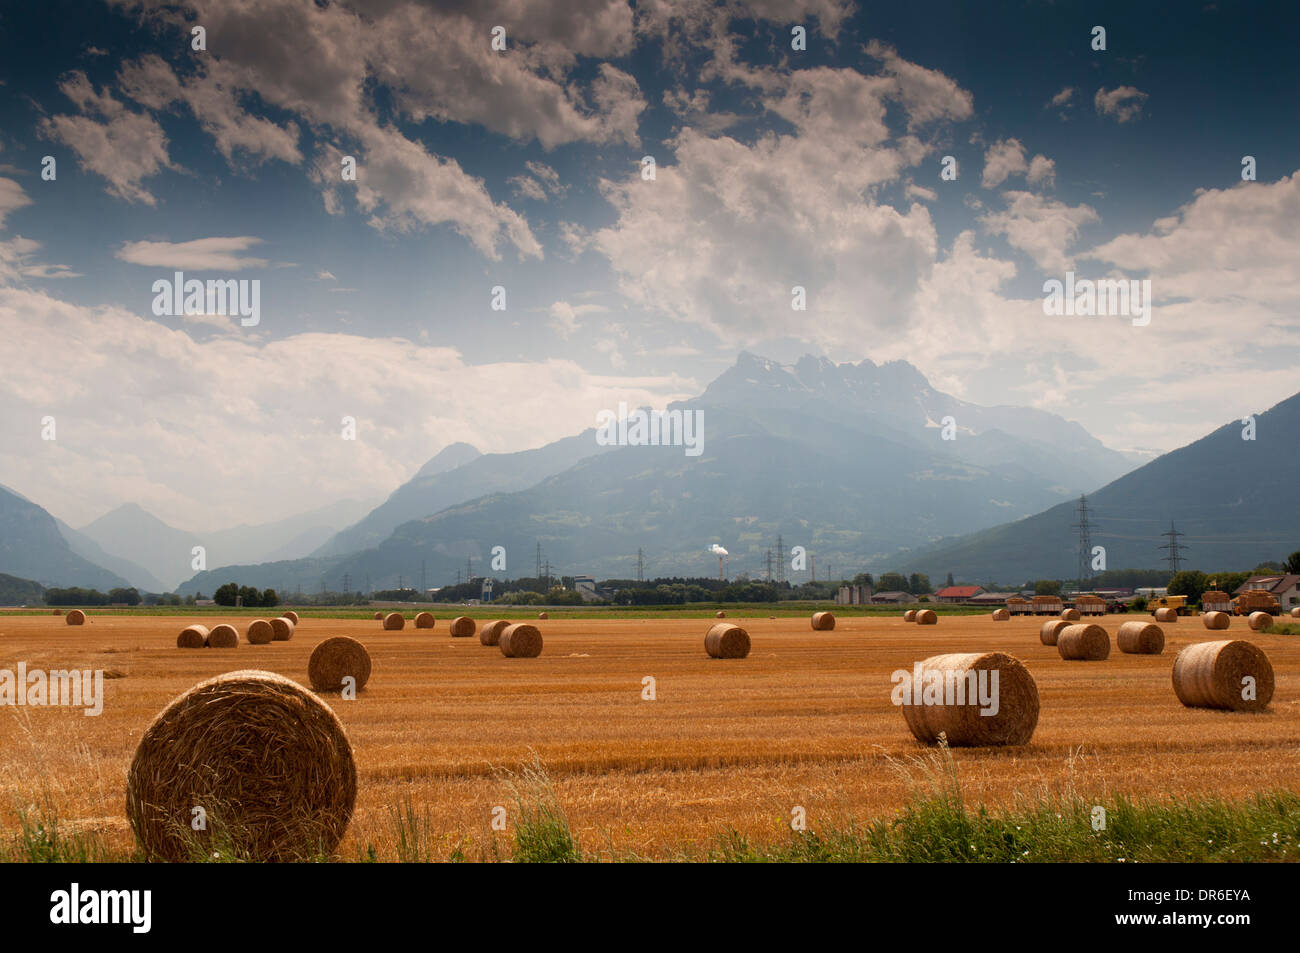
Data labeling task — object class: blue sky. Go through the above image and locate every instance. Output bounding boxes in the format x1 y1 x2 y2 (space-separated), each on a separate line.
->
1 0 1298 527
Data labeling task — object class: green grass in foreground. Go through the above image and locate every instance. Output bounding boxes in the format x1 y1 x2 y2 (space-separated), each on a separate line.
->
7 749 1299 863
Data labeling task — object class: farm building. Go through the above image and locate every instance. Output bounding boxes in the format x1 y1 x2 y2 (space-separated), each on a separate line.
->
870 590 910 604
835 584 872 605
935 585 984 603
970 591 1018 605
1233 575 1300 611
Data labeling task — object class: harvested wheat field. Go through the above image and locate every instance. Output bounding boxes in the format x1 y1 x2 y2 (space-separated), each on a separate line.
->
0 610 1297 861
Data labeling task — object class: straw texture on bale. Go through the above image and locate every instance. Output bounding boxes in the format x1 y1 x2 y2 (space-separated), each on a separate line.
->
811 611 835 631
177 624 209 649
282 610 299 624
246 620 274 645
308 637 372 693
991 608 1010 621
1057 623 1110 661
270 617 295 641
449 616 476 638
480 620 510 646
705 622 750 659
915 609 938 625
900 652 1039 747
1202 611 1231 630
1172 640 1274 712
126 670 356 862
208 624 239 648
1060 608 1081 621
1040 619 1068 646
1292 606 1300 619
1248 611 1273 632
716 610 726 619
66 609 85 625
538 612 549 620
903 609 917 622
499 623 543 658
414 612 435 629
382 612 405 631
1117 621 1164 655
1154 607 1179 623
373 612 383 620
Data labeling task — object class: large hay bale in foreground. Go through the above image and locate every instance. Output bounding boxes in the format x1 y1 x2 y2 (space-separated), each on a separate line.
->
1202 611 1231 630
1154 607 1179 623
126 670 356 862
414 612 435 629
66 609 85 626
382 612 404 631
246 620 274 645
480 620 510 646
308 637 372 693
500 623 543 658
1248 611 1273 632
270 617 295 641
1057 623 1110 661
811 611 835 631
1172 640 1274 712
991 608 1010 621
1060 608 1081 621
208 624 239 648
915 609 937 625
899 652 1039 747
1117 621 1164 655
282 610 299 625
177 624 209 649
449 616 476 638
705 622 750 659
1040 619 1068 646
903 609 917 622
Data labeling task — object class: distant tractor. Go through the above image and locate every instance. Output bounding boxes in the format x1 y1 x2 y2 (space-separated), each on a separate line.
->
1234 589 1280 616
1031 594 1064 616
1147 594 1190 616
1200 590 1233 614
1074 594 1107 616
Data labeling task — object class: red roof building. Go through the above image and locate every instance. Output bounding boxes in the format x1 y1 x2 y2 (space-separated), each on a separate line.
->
935 585 984 603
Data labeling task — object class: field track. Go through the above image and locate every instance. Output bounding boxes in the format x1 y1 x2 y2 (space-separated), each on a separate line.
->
1 612 1296 857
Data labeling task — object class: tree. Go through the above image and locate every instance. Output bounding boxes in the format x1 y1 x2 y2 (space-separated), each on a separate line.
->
261 588 279 608
1286 551 1300 575
945 572 955 588
1034 579 1061 596
851 573 874 590
1167 570 1209 602
877 572 908 593
213 583 239 606
908 573 932 594
107 587 141 606
238 585 261 607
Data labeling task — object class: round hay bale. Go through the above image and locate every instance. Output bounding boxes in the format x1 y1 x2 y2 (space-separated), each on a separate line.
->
382 612 405 631
715 610 726 619
991 608 1010 621
1291 606 1300 619
270 617 295 641
449 616 476 638
413 611 435 629
1117 621 1164 655
480 620 510 646
811 611 835 631
915 609 938 625
372 612 383 621
66 609 85 626
903 609 917 622
1172 639 1274 712
538 612 549 620
52 608 62 616
500 623 543 658
126 670 356 862
1060 608 1081 621
1202 610 1231 630
177 624 209 649
705 622 750 659
308 637 372 693
1153 607 1179 623
1248 611 1273 632
246 619 274 645
1057 623 1110 661
208 624 239 649
282 610 299 625
899 652 1039 747
1040 619 1069 646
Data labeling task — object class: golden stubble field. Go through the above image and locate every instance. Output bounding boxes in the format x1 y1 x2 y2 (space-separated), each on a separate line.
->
1 611 1297 859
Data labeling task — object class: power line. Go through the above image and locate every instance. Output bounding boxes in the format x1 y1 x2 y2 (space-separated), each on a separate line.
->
1159 521 1188 574
636 547 644 583
1072 495 1094 590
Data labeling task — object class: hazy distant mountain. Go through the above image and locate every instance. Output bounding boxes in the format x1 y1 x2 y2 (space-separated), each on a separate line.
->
412 442 482 479
79 497 377 591
0 572 44 606
0 485 130 591
55 519 166 592
898 390 1300 582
